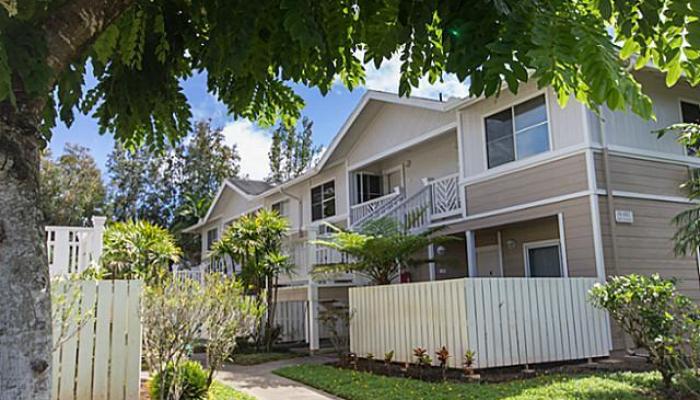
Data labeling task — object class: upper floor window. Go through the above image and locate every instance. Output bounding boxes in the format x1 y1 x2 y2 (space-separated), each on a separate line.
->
355 172 382 204
206 228 218 251
485 95 550 168
681 101 700 155
311 181 335 221
271 200 289 217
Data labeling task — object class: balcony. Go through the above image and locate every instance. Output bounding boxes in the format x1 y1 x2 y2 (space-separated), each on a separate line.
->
350 172 462 234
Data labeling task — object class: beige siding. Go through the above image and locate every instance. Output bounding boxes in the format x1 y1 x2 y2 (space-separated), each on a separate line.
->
498 217 559 277
598 197 700 301
444 196 598 278
346 103 454 167
460 83 588 178
593 70 700 155
466 154 588 215
595 153 689 197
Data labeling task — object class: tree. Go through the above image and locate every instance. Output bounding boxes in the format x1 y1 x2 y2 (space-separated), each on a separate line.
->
172 120 240 263
211 209 292 351
39 143 106 226
101 220 182 284
267 117 320 183
313 218 448 285
1 1 698 397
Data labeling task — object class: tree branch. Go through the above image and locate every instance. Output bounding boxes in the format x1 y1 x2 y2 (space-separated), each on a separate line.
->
41 0 135 80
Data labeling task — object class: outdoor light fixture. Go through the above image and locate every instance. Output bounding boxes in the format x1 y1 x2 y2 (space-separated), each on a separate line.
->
436 245 446 256
506 239 517 249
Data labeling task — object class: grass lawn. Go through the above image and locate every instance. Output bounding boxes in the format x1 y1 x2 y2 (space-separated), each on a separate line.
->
274 364 678 400
231 351 301 365
209 380 256 400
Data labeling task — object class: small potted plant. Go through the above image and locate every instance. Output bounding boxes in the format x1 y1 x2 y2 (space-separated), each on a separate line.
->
348 352 358 370
384 350 394 371
463 349 479 380
436 346 450 381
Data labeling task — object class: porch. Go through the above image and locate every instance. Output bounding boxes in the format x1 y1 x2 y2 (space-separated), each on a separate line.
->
348 131 461 233
401 214 577 284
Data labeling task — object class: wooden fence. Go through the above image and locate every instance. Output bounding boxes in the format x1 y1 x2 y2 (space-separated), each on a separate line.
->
52 280 142 400
349 278 611 369
46 216 106 277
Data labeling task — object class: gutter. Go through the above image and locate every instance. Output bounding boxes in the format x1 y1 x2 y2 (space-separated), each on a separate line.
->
599 114 620 277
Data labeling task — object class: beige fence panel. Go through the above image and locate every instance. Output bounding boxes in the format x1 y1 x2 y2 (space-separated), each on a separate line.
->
52 280 142 400
350 278 610 369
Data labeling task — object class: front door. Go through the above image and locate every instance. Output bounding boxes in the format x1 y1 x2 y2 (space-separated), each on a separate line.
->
525 240 563 277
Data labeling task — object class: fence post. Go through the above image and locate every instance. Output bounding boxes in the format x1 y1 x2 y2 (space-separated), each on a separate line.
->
90 216 106 266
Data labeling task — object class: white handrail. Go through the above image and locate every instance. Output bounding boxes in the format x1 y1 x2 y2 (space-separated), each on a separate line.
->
350 187 404 226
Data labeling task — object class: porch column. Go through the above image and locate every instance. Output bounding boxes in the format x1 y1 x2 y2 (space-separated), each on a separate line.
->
307 229 320 352
428 244 436 281
465 230 477 277
307 280 320 353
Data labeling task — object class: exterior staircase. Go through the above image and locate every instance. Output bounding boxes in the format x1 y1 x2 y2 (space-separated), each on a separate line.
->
349 173 461 234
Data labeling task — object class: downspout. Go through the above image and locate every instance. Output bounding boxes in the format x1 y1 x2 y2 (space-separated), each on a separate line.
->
280 186 304 237
599 114 620 277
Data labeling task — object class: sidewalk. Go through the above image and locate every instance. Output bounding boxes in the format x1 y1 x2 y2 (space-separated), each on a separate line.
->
215 356 341 400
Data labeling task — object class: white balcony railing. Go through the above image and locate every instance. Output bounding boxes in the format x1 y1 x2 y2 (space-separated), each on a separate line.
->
349 187 403 227
425 173 461 219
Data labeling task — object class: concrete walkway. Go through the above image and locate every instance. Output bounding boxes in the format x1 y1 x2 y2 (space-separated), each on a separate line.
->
215 356 341 400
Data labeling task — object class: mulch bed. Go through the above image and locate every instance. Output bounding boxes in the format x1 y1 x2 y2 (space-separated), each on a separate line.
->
335 355 653 384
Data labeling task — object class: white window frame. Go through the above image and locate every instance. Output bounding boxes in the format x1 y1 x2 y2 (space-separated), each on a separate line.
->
679 99 700 155
522 239 563 278
311 179 336 221
354 171 383 205
271 199 290 217
206 227 219 251
482 91 553 170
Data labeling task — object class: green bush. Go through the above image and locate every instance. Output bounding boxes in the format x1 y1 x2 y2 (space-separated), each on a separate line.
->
149 360 209 400
589 274 700 388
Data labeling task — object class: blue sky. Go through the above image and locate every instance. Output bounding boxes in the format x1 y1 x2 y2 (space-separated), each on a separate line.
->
50 55 469 180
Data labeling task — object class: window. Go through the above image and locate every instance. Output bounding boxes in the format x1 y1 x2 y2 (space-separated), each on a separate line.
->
355 172 382 204
681 101 700 155
524 241 562 277
311 181 335 221
271 200 289 217
485 95 550 168
206 228 218 251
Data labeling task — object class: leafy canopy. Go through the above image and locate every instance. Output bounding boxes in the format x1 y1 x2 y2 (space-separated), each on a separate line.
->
6 0 700 149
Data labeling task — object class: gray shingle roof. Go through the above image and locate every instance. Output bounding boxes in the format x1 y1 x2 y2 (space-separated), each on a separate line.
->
227 178 274 196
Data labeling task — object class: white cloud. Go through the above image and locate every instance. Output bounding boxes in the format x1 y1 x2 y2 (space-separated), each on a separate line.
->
360 52 470 100
221 119 272 180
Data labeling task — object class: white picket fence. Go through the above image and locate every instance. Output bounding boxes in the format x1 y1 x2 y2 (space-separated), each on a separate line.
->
349 278 611 369
52 280 142 400
47 216 106 277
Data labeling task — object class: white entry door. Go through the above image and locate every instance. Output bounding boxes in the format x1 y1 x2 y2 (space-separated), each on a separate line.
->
476 245 502 277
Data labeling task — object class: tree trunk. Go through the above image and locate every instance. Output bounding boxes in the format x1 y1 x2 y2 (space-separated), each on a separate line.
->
0 109 51 400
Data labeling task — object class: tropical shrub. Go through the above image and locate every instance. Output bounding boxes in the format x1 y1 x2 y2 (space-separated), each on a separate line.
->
101 220 181 283
436 346 450 381
201 274 265 387
149 360 208 400
589 274 700 389
142 279 206 393
318 303 354 361
313 218 450 285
